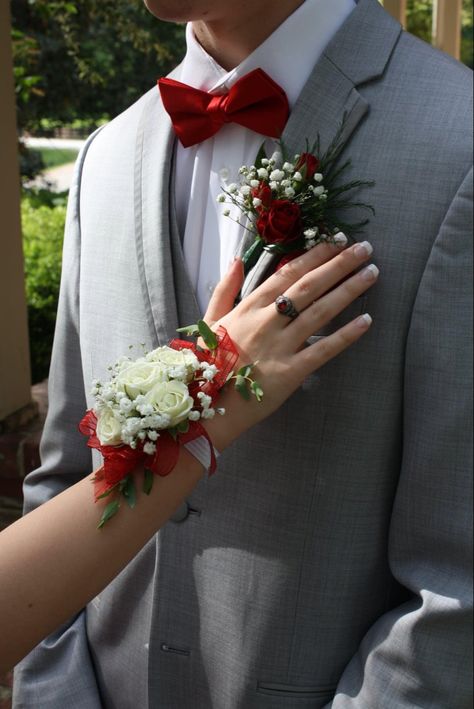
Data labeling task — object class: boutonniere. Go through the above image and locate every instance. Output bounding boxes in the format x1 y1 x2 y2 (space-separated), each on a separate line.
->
217 127 374 297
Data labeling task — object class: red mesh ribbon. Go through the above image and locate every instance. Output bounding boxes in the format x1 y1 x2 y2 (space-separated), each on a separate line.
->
146 421 217 478
79 328 238 500
169 325 239 402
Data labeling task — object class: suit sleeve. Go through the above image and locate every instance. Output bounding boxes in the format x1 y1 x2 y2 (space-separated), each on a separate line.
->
13 134 104 709
329 167 473 708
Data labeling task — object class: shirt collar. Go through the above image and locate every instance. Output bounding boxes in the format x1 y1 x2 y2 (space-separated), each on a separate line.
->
179 0 355 109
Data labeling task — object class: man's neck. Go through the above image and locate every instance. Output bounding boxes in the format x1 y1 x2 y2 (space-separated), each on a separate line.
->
192 0 305 71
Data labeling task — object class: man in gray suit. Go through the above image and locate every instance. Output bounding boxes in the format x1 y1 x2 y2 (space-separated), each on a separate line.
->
14 0 472 707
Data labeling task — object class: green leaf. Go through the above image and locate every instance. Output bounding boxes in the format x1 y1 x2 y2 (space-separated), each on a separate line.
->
122 476 137 509
197 319 218 350
242 237 264 275
176 323 200 337
177 419 190 434
97 500 120 529
254 142 267 167
237 363 253 378
251 380 264 402
96 485 116 500
235 374 250 400
143 468 154 496
118 476 129 493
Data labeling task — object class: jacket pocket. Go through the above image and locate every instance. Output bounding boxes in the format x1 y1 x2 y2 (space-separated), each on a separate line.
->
256 681 336 700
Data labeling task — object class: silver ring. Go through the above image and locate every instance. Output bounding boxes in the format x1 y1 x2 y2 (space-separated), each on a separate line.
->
275 295 299 320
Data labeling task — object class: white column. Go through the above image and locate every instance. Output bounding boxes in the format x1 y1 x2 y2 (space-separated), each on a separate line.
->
0 2 33 421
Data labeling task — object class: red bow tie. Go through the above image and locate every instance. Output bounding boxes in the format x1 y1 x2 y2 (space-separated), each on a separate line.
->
158 68 289 148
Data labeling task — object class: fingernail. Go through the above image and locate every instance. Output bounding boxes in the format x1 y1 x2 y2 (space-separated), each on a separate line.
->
361 264 379 281
357 313 373 328
354 241 373 257
333 231 347 246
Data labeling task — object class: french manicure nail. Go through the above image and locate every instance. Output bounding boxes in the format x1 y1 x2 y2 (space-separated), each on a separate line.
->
357 313 373 328
354 240 373 257
361 264 379 281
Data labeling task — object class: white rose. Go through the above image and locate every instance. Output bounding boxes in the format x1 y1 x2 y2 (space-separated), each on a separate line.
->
147 346 199 381
144 380 194 427
96 408 122 446
116 360 167 399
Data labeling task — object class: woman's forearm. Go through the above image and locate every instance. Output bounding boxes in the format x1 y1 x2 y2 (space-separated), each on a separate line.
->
0 371 267 671
0 239 376 672
0 447 204 672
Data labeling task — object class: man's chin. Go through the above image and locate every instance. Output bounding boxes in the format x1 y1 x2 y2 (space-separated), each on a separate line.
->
143 0 214 23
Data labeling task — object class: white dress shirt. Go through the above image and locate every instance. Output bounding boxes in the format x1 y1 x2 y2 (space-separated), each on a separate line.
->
175 0 355 313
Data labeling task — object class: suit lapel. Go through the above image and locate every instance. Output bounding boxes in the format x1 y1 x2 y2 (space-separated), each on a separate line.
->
282 61 369 159
282 0 401 159
134 90 178 346
134 69 200 347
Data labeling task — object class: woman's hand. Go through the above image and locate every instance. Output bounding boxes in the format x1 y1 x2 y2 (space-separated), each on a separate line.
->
203 240 378 449
0 240 377 673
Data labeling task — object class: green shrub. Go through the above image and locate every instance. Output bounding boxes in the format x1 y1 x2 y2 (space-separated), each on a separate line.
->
18 142 45 182
21 189 67 383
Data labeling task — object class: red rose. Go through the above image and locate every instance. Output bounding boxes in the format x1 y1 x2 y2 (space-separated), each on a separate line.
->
295 152 319 180
251 181 272 211
256 200 301 245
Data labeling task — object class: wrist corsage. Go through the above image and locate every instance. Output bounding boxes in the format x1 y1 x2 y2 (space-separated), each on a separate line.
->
80 321 262 527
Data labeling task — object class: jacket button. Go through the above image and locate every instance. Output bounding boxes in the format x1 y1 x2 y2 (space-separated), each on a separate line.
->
170 502 190 523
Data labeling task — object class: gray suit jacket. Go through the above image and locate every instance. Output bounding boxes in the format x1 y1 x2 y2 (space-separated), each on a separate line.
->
14 1 473 707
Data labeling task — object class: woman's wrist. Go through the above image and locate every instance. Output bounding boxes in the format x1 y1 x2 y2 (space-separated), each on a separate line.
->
200 385 255 452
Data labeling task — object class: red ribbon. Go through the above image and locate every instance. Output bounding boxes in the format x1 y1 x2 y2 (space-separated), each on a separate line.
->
158 68 289 148
79 327 239 501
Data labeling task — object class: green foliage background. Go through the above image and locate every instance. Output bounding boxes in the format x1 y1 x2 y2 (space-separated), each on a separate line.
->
406 0 473 67
21 190 67 382
11 0 186 133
